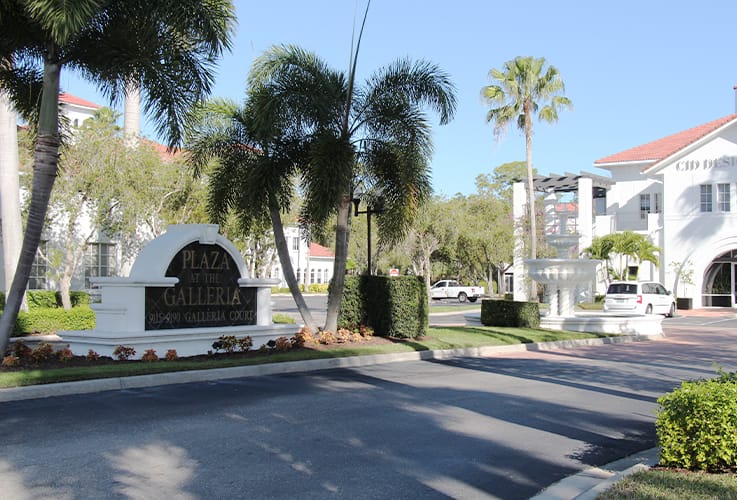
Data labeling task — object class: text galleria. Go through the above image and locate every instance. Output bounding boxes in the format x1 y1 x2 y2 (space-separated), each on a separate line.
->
162 286 243 306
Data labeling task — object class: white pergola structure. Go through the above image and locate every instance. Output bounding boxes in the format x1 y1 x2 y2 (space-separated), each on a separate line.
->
512 172 613 302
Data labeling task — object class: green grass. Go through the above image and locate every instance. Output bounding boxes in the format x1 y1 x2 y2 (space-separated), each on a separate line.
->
598 469 737 499
0 326 610 389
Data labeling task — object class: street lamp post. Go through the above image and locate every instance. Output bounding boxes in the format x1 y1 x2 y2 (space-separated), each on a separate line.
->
352 188 382 275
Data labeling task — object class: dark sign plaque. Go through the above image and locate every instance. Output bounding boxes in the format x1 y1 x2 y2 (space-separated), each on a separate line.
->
145 242 256 330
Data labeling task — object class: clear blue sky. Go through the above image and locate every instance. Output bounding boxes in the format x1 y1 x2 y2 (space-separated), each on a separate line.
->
61 0 737 197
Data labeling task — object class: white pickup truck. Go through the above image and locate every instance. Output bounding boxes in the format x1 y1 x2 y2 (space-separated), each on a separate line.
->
430 280 485 303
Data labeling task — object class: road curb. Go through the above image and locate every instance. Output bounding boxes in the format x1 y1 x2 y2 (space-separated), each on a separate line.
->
530 447 660 499
0 333 660 403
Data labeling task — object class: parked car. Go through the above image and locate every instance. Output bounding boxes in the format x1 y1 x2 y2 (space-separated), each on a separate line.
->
430 280 485 303
603 280 676 317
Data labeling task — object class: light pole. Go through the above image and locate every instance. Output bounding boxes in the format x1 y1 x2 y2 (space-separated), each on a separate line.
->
352 186 383 275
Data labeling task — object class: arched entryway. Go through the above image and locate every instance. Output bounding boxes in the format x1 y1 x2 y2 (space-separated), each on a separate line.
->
702 249 737 307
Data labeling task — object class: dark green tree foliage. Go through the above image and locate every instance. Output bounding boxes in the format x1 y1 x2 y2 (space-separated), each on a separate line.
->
0 0 236 353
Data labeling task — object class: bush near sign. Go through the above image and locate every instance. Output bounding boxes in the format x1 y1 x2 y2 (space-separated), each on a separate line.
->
145 242 256 330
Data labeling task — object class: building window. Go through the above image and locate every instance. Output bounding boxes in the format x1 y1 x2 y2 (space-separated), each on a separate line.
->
29 241 48 290
310 268 315 284
291 237 299 252
639 194 651 220
718 183 731 212
654 192 662 213
316 268 322 284
84 243 115 288
700 184 713 212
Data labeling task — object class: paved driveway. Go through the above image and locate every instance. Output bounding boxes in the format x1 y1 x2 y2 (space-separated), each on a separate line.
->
1 319 736 499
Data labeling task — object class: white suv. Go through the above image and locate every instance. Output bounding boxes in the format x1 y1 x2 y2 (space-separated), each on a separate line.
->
603 281 676 317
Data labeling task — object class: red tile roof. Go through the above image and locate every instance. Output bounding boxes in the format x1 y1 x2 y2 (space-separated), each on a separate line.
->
310 242 334 258
142 138 181 161
594 114 737 169
59 93 101 109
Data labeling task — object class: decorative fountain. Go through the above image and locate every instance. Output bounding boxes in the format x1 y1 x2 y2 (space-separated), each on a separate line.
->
526 208 600 318
525 201 664 336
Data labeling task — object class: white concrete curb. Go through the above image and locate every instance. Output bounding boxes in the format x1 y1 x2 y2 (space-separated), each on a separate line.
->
530 447 660 499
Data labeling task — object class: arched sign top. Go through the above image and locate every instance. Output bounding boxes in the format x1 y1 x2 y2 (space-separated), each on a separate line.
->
129 224 249 280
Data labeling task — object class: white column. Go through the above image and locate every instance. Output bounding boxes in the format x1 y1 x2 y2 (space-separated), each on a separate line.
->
513 181 528 301
578 177 593 254
548 286 559 317
544 190 558 234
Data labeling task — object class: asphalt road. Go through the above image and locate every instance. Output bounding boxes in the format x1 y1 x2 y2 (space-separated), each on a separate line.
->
272 294 476 327
2 318 736 499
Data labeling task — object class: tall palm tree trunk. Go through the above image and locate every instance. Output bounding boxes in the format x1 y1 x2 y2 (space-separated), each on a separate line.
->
268 195 318 333
325 193 352 333
0 92 25 309
0 58 61 353
124 82 141 148
524 100 537 300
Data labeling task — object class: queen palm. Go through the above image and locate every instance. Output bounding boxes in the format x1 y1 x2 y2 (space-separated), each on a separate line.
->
248 44 456 332
185 97 320 333
482 56 572 269
0 0 235 352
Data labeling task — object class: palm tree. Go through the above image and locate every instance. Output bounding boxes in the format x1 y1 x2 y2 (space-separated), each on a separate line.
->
0 0 235 353
185 98 320 333
585 232 660 281
481 57 572 268
248 44 456 332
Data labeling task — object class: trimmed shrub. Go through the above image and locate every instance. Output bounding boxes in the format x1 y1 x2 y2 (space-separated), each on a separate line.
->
656 373 737 471
57 347 74 363
13 306 96 336
337 275 428 339
2 355 19 367
31 343 55 362
307 283 329 293
481 299 540 328
141 349 159 362
113 345 136 361
336 276 365 328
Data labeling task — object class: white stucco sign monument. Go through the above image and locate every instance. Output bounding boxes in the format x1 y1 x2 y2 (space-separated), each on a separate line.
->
62 224 296 358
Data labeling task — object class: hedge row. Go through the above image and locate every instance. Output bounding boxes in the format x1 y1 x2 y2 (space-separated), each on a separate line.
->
0 290 91 310
338 275 428 338
480 299 540 328
13 306 96 336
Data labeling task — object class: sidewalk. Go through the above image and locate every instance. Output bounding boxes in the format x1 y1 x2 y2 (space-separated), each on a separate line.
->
674 306 736 317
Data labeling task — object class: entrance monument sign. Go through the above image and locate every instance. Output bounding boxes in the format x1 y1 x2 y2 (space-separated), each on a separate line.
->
62 225 296 359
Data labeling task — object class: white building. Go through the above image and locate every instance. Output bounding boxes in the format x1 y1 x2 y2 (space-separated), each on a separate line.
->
268 226 335 289
594 111 737 308
513 97 737 309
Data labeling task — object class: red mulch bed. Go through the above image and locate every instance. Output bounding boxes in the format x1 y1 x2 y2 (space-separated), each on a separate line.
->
1 335 408 372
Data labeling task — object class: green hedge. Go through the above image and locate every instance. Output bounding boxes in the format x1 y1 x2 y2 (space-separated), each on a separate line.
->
656 373 737 471
338 275 428 338
0 290 91 309
13 306 96 336
480 299 540 328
